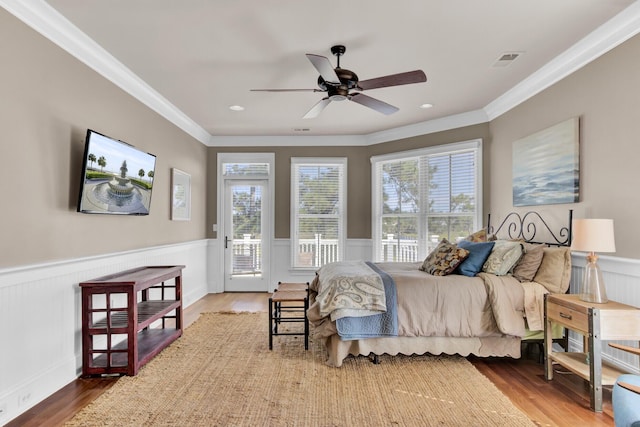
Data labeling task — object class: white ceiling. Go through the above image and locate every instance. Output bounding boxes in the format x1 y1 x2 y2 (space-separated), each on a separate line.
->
3 1 640 146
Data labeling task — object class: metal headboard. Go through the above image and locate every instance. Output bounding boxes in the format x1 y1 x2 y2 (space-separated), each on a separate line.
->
486 210 572 247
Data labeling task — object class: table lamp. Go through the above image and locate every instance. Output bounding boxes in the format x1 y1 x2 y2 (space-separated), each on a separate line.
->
571 218 616 303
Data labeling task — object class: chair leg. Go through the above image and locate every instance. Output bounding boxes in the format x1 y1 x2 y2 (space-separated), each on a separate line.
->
274 301 279 334
268 297 273 350
304 296 309 350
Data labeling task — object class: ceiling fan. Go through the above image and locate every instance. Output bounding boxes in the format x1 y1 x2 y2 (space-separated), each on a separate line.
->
251 45 427 119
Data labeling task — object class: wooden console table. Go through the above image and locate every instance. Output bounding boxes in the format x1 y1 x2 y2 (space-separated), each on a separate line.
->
544 293 640 412
80 265 185 376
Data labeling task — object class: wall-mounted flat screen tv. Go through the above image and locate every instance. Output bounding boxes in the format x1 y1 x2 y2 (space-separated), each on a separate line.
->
77 129 156 215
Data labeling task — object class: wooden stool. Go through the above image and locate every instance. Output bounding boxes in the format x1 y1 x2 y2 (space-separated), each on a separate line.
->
276 281 309 293
269 289 309 350
274 282 309 331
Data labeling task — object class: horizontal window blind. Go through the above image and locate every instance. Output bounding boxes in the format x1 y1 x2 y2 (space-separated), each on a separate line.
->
223 162 269 176
373 141 481 262
291 158 346 269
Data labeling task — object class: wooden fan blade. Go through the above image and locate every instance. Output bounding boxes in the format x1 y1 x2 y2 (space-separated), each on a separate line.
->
306 54 340 84
349 93 398 115
357 70 427 91
303 97 331 119
250 88 320 92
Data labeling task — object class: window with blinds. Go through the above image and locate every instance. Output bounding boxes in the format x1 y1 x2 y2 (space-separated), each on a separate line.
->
291 158 346 269
372 140 482 262
222 162 269 177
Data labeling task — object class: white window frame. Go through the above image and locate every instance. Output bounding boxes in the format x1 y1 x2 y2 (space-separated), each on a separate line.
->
371 139 482 262
291 157 347 270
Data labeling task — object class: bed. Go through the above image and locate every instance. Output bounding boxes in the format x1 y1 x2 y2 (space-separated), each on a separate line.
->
307 210 573 367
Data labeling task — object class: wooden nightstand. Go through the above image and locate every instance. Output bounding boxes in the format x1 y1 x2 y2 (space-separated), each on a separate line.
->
544 294 640 412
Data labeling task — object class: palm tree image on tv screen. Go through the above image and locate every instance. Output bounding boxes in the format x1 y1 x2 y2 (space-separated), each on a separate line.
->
78 130 156 215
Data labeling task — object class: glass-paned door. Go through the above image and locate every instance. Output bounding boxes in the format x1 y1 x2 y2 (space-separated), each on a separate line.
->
223 180 269 292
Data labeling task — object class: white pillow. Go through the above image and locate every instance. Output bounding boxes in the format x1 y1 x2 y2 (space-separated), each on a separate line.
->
482 240 523 275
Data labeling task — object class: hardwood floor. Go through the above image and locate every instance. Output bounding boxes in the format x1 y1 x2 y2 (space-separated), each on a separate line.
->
7 293 615 427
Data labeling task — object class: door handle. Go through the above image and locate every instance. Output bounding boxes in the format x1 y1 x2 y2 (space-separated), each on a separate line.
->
225 236 229 249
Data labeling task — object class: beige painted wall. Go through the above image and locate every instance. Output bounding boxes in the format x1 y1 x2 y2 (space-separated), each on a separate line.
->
207 121 490 240
0 9 208 268
5 3 639 268
207 145 373 239
489 33 640 258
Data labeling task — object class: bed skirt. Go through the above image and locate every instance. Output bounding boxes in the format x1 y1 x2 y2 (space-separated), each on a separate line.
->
321 334 522 367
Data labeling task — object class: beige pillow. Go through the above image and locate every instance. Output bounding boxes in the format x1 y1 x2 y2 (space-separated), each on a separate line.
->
533 247 572 293
512 244 545 282
482 240 523 275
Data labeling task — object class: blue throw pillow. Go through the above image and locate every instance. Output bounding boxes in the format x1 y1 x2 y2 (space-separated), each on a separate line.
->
456 240 495 277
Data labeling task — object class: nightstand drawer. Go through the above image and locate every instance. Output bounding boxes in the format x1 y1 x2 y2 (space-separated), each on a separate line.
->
547 302 588 333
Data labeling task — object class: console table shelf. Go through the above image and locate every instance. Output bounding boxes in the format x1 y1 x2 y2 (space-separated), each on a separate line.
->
89 300 181 330
80 265 185 377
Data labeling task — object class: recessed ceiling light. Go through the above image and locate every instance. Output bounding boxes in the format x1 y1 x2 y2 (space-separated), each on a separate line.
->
420 103 433 109
229 105 245 111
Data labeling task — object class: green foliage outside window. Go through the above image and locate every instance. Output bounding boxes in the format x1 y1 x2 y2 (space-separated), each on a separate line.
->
378 150 478 260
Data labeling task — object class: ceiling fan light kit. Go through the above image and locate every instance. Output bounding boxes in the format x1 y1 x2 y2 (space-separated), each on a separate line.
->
251 45 427 119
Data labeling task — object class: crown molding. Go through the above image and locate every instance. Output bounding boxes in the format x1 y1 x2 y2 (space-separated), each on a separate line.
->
208 134 367 147
3 0 639 147
0 0 212 145
364 109 489 146
484 1 640 120
207 110 489 147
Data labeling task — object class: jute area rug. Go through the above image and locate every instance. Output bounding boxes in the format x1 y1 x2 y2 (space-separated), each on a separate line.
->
66 312 536 426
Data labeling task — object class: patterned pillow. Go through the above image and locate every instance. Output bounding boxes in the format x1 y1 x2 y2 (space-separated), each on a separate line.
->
482 240 524 275
420 239 470 276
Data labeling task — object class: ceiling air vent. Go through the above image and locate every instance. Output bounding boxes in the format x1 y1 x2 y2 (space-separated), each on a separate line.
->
492 52 522 68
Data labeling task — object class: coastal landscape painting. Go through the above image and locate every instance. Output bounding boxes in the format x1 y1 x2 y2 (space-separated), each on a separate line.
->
512 117 579 206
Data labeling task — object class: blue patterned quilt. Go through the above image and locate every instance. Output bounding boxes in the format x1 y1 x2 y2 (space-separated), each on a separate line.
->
335 262 398 340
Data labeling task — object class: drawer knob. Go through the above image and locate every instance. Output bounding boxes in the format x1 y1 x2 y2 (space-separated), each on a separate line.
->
559 312 572 320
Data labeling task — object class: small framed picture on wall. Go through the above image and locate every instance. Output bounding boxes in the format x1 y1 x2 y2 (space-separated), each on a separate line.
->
171 168 191 221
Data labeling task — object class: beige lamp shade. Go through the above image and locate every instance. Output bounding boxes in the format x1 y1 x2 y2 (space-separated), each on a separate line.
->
571 219 616 253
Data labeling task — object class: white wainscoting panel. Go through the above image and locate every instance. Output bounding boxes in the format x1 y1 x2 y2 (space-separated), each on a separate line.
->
207 239 224 294
0 240 209 424
3 242 639 423
570 253 640 375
